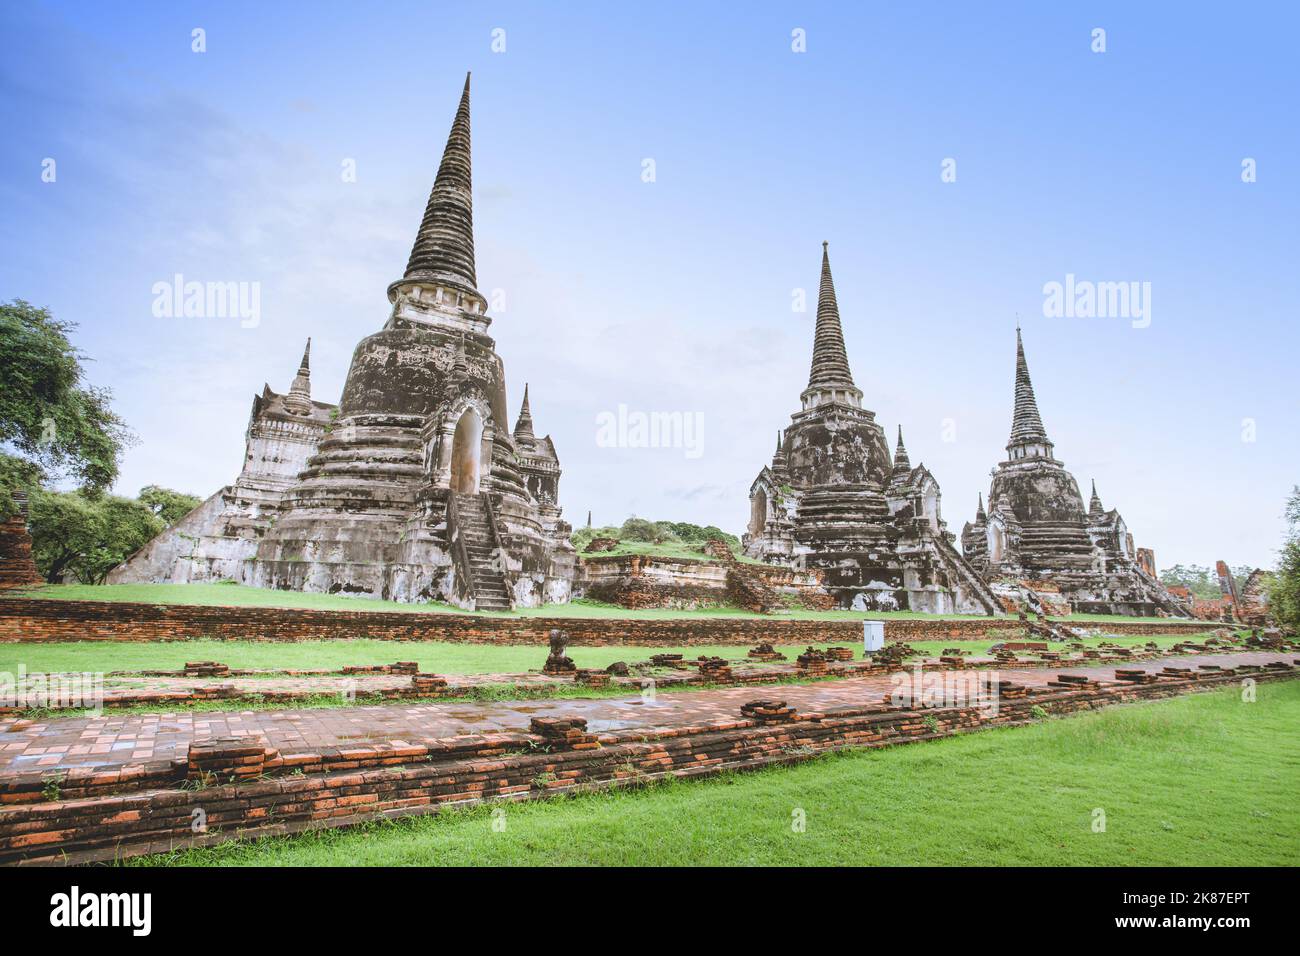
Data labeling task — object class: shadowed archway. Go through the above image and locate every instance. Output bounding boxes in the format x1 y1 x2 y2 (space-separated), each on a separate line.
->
450 408 483 494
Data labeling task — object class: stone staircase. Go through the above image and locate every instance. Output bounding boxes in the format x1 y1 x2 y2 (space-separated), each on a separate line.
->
704 538 786 614
449 493 512 611
933 533 1003 616
1128 560 1193 618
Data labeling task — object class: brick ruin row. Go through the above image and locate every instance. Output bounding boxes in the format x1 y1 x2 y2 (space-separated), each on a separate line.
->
2 655 1295 865
0 75 1236 619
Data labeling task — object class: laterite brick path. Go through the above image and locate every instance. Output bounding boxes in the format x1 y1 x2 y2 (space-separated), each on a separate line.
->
0 651 1290 778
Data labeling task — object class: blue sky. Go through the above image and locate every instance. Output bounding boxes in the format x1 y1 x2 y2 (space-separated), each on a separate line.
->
1 1 1296 570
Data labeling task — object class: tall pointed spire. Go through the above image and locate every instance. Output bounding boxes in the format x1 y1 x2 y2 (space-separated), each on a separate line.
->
806 242 857 392
976 492 987 521
403 72 477 294
1006 328 1052 456
284 338 313 415
513 383 536 445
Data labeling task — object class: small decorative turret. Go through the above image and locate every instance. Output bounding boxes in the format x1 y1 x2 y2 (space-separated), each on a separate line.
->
1089 479 1105 519
976 492 987 522
771 429 787 472
283 339 313 415
513 383 536 448
891 426 912 476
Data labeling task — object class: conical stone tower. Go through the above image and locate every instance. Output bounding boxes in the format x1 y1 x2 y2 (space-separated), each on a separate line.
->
743 244 998 614
961 329 1187 616
251 75 573 607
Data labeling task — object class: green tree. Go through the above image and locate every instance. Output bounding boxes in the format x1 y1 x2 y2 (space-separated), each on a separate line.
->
619 517 659 542
0 451 45 508
1270 486 1300 628
0 300 131 516
138 485 202 525
1158 563 1251 600
570 525 619 551
28 490 162 584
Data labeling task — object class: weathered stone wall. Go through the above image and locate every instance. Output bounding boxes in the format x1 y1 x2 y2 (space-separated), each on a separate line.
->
576 553 828 611
106 487 246 585
0 598 1216 646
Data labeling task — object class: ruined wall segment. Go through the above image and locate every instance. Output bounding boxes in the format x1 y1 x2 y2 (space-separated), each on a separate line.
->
109 343 335 585
0 492 41 590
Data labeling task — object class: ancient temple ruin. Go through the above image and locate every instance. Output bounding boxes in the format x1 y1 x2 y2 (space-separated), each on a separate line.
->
112 75 575 608
960 330 1186 616
742 243 999 614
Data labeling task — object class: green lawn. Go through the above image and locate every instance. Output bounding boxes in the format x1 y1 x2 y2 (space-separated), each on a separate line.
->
5 582 1178 625
131 682 1300 866
0 632 1215 677
0 639 846 675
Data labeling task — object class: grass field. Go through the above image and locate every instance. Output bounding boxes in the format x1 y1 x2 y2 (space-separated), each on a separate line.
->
130 682 1300 866
0 632 1209 677
6 582 1170 624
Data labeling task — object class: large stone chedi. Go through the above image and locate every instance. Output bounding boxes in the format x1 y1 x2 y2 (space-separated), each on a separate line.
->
960 330 1185 616
112 75 575 608
742 244 999 614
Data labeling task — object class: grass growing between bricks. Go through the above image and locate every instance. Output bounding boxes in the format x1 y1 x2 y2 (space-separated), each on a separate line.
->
130 682 1300 867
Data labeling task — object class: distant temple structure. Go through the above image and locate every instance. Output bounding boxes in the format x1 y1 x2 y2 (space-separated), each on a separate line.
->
742 244 999 614
111 75 575 608
960 330 1186 616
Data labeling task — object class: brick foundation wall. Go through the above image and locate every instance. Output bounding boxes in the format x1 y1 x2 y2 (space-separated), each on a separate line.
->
1 666 1291 865
0 597 1217 647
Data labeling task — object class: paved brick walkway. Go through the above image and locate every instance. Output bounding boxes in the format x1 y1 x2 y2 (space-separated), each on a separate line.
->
0 651 1291 778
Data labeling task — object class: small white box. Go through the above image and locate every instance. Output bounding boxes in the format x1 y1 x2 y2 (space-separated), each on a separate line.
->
862 620 885 653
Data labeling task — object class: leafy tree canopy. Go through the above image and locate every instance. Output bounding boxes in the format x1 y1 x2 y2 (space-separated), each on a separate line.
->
1159 563 1252 600
1269 485 1300 628
0 451 45 506
0 300 131 514
138 485 202 525
570 518 742 552
28 489 163 585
